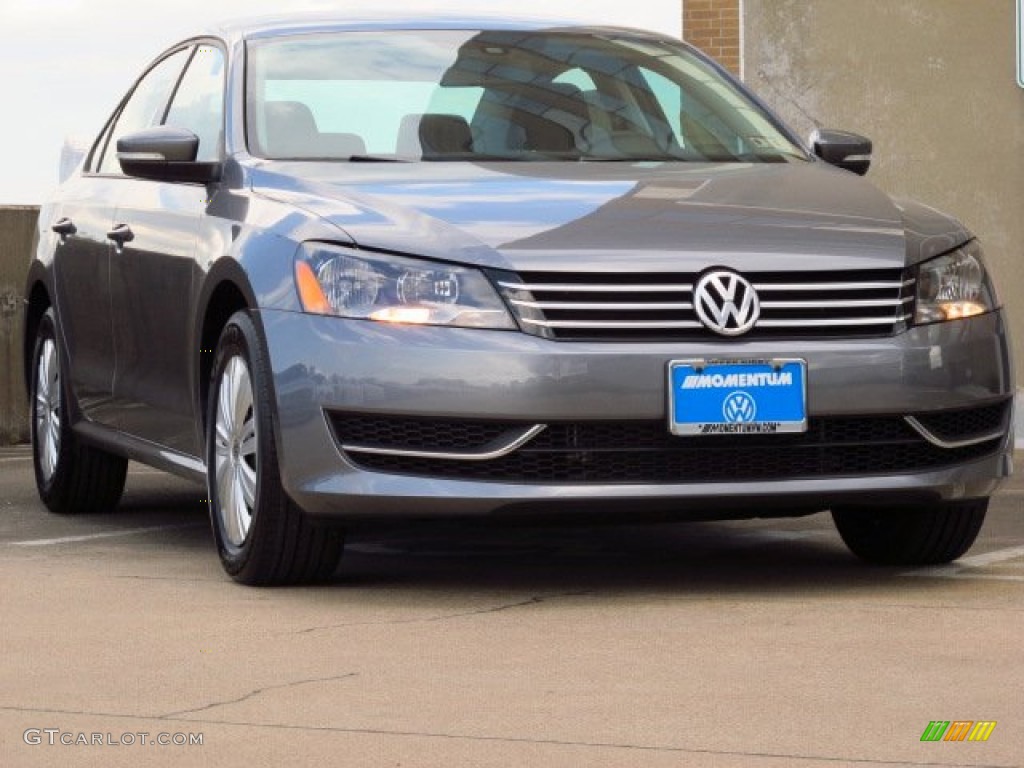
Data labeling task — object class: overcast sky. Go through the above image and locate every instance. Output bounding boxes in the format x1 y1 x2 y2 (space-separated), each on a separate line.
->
0 0 681 204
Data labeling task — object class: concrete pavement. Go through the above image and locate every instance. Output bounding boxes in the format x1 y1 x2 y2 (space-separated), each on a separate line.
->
0 445 1021 767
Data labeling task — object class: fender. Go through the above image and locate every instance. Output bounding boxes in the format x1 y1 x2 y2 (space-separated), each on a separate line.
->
190 255 261 450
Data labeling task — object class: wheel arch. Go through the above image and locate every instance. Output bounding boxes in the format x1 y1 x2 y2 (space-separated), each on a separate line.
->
194 260 260 442
23 272 52 400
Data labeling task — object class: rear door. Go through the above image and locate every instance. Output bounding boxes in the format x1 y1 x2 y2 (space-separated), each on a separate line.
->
50 175 119 426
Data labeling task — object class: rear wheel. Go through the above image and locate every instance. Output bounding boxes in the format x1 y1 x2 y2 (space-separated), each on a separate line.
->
30 308 127 514
206 311 344 585
832 499 987 565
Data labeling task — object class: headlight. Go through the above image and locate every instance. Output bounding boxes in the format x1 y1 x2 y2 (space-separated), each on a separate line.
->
913 241 999 325
294 243 516 330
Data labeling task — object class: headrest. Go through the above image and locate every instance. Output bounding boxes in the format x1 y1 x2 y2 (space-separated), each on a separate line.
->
398 114 474 157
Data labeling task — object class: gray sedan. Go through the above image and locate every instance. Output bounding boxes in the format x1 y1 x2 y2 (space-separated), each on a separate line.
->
24 15 1013 584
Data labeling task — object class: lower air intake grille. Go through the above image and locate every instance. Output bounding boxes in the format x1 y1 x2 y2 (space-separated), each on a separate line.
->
911 400 1011 443
333 410 1005 485
332 413 513 453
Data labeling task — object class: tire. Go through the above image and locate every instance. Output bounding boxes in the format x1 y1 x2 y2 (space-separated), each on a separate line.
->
30 308 127 515
206 310 344 585
832 499 988 565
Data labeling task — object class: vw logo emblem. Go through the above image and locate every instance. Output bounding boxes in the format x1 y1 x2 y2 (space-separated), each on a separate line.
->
722 391 757 423
694 270 760 336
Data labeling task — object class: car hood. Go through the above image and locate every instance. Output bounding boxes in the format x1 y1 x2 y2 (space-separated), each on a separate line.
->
250 160 971 272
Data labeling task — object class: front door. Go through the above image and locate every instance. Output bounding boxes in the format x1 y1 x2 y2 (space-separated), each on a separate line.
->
108 44 226 456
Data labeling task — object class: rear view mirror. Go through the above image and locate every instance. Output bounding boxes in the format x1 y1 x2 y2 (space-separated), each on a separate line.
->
810 129 872 176
117 126 221 183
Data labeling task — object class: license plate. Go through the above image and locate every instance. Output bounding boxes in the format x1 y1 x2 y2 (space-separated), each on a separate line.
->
668 359 807 435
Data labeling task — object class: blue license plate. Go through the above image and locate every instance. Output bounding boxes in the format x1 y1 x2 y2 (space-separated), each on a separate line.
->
668 359 807 435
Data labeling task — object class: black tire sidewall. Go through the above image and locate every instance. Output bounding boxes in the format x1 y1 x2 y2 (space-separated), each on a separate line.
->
206 311 279 577
832 499 988 565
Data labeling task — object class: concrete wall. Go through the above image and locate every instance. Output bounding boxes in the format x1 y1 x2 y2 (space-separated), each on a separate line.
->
0 207 38 445
744 0 1024 383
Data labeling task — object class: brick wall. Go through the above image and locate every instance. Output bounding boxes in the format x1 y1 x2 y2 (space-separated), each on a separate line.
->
682 0 742 75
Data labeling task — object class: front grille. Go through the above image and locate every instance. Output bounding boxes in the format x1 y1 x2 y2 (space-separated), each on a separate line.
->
494 268 914 341
337 412 1004 485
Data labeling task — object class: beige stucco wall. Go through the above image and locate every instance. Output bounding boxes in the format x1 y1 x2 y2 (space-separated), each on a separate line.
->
744 0 1024 383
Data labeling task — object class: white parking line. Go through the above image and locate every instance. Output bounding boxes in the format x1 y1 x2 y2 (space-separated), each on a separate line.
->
9 523 204 547
735 530 827 543
931 572 1024 583
906 543 1024 582
956 543 1024 568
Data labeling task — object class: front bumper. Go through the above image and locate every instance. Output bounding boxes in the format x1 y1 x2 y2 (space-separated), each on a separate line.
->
259 308 1014 520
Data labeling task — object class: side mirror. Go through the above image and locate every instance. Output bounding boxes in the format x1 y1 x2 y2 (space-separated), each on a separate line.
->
810 129 872 176
117 126 221 183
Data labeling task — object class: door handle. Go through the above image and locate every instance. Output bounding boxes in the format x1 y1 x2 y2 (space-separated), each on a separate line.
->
106 224 134 246
52 217 76 237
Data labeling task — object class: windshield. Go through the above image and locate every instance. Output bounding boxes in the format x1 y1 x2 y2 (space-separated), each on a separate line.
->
246 29 807 163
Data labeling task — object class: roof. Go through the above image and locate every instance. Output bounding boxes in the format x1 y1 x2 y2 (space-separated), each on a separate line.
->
204 12 670 43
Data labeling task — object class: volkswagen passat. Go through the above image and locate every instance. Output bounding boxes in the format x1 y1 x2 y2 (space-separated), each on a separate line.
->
25 15 1013 584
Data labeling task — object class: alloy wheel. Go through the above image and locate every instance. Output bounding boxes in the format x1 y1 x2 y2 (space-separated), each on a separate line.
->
213 355 258 547
34 338 61 482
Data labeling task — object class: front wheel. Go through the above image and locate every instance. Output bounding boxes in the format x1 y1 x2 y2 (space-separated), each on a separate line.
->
206 311 344 585
832 499 988 565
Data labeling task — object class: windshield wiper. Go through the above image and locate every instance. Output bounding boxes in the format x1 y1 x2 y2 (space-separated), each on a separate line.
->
578 156 689 163
346 155 411 163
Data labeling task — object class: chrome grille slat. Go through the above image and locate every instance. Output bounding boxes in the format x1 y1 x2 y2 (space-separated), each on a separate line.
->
496 268 913 340
758 314 913 328
760 297 912 309
499 282 695 293
752 281 907 291
511 299 695 311
521 318 703 329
